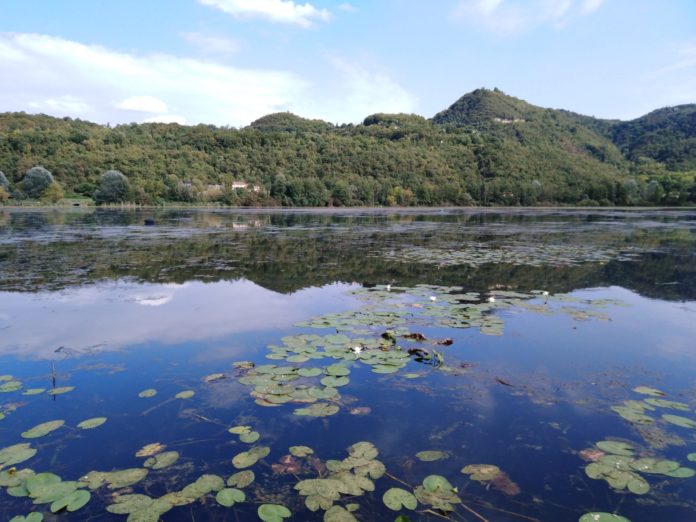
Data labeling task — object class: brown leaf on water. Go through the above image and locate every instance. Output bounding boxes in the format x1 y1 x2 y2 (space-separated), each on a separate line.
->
135 442 166 457
402 333 427 341
436 338 453 346
489 472 520 496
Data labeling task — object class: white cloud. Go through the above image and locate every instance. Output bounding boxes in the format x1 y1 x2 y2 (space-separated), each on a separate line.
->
337 3 356 12
117 95 169 113
0 32 307 126
659 41 696 74
453 0 603 34
197 0 331 28
181 32 242 55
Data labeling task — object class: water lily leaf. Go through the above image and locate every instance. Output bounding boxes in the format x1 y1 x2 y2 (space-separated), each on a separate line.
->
666 467 696 478
0 381 22 392
216 487 245 507
462 464 501 481
232 446 270 468
662 414 696 428
175 390 195 399
138 389 157 398
627 476 650 495
77 417 107 429
0 442 37 467
294 403 340 417
81 468 149 489
383 488 418 511
258 503 291 521
144 451 179 470
25 472 61 495
325 365 350 377
21 420 65 439
644 398 690 411
688 453 696 462
203 373 225 383
47 386 74 395
610 406 654 425
422 475 453 493
50 489 91 512
324 505 359 521
10 514 43 522
298 368 322 377
595 441 634 456
290 446 314 457
106 494 155 514
136 443 166 457
239 431 260 443
579 513 631 522
227 470 255 488
416 451 448 462
23 389 45 396
633 386 665 397
321 376 350 387
630 458 679 474
229 425 251 435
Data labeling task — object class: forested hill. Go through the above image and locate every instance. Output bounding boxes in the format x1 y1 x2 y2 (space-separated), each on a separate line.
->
0 88 694 207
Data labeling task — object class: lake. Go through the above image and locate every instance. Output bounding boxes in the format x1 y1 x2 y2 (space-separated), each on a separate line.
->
1 208 696 522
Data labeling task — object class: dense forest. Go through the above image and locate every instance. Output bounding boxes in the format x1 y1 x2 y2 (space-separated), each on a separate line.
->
0 88 695 207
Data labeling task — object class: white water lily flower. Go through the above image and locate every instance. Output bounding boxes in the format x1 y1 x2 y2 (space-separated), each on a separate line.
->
542 291 549 296
429 296 437 301
351 346 362 354
487 296 496 303
386 284 391 292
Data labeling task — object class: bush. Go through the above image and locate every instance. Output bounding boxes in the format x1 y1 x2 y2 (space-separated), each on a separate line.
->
41 181 64 203
22 166 54 198
0 170 9 191
0 186 9 203
94 170 130 204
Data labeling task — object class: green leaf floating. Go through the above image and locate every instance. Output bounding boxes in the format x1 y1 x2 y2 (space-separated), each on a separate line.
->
632 386 665 397
258 504 291 522
298 368 322 377
144 451 179 470
579 513 631 522
666 467 696 478
215 487 245 507
0 442 37 467
229 425 252 435
21 420 65 439
688 453 696 462
227 470 255 488
47 386 74 395
175 390 195 399
324 505 359 521
422 475 453 493
416 450 448 462
9 514 43 522
383 488 418 510
22 388 45 395
595 440 634 456
232 446 270 469
138 389 157 398
239 431 260 443
325 364 350 377
290 446 314 457
50 489 91 513
77 417 107 430
662 414 696 428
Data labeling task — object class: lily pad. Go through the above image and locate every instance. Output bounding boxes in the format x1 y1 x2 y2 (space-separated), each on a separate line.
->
232 446 270 469
144 451 179 470
47 386 74 395
595 440 634 456
666 467 696 478
23 389 45 396
21 420 65 439
0 443 37 467
633 386 665 397
298 368 322 377
229 425 252 435
138 389 157 398
294 403 340 417
136 442 166 457
324 505 359 521
662 414 696 428
320 376 350 387
383 487 418 510
239 431 260 443
216 487 245 507
290 446 314 457
203 373 225 383
462 464 502 481
175 390 195 399
416 450 448 462
81 469 149 489
77 417 107 430
258 503 292 522
227 470 255 488
50 489 91 512
579 513 631 522
9 514 43 522
422 475 453 493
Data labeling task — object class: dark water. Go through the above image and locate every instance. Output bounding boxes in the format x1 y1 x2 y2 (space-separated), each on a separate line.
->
1 208 696 522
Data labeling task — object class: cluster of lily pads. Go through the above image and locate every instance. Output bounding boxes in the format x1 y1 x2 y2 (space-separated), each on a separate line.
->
1 471 91 514
611 385 696 429
380 242 642 268
0 374 73 397
582 439 695 495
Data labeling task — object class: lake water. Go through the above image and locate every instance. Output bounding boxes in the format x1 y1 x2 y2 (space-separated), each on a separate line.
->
1 208 696 522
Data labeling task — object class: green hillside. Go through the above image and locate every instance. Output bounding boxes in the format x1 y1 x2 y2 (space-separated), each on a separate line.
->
0 89 694 207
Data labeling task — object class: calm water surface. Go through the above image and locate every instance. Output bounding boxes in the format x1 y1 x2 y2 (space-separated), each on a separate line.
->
1 208 696 522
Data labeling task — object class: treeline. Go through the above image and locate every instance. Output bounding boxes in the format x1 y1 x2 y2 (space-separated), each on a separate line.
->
0 89 695 207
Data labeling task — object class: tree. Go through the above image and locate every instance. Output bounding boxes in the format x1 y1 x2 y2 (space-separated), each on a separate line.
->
41 181 64 203
22 166 54 198
94 170 130 204
0 170 9 192
0 186 9 203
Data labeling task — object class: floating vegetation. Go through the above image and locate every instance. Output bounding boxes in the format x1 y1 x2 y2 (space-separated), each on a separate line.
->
232 446 270 469
290 446 314 457
9 513 43 522
4 471 92 514
383 487 418 511
138 389 157 398
579 513 631 522
47 386 74 395
633 386 666 397
81 468 149 489
21 420 65 439
0 380 23 393
77 417 107 430
227 470 255 488
461 464 520 495
215 487 245 507
257 504 292 522
106 493 173 520
415 450 448 462
22 388 45 395
136 443 166 457
203 373 225 383
413 475 461 513
294 402 340 417
662 414 696 429
143 451 179 470
174 390 195 399
644 398 690 411
0 443 37 468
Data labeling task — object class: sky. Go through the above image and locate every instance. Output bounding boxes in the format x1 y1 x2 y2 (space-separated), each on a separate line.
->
0 0 694 127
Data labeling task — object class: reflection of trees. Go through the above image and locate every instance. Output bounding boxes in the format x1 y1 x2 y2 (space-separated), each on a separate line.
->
0 210 694 300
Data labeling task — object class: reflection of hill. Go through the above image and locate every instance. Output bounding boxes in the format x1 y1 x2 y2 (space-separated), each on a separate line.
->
0 210 694 300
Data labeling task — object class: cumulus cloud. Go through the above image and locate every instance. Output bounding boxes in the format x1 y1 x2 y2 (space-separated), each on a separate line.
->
0 32 306 126
117 95 169 113
197 0 331 28
0 32 417 126
181 32 242 55
453 0 605 34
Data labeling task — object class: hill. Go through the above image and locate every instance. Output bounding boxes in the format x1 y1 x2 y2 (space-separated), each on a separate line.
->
0 89 694 207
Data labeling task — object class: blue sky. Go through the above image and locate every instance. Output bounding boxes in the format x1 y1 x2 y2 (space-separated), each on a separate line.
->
1 0 694 126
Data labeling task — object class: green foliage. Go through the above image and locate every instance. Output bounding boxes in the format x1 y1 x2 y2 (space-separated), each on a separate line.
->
0 90 694 206
21 166 54 198
94 170 130 204
0 170 9 191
